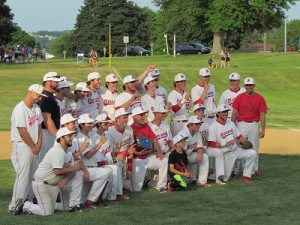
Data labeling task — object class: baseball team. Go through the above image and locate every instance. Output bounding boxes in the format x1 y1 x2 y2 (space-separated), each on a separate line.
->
9 65 268 215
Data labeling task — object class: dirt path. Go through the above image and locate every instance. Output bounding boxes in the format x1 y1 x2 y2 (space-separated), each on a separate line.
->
0 128 299 160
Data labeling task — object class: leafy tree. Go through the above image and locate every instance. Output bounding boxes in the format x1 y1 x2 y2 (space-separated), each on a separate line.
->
51 31 73 56
0 0 16 45
68 0 151 55
154 0 297 53
7 26 36 47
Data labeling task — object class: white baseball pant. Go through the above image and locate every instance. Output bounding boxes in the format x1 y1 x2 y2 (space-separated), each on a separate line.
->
23 171 83 216
223 148 256 181
81 167 111 203
237 122 260 171
187 152 209 185
170 121 187 137
9 142 38 211
98 165 118 201
206 148 225 180
132 155 168 192
38 129 55 164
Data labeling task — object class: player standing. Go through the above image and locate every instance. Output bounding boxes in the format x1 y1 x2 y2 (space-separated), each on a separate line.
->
55 77 73 117
167 73 191 136
191 68 217 125
232 77 268 178
147 68 168 102
9 84 45 214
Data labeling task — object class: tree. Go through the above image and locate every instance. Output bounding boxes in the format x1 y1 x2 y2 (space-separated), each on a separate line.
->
0 0 16 45
154 0 297 53
7 26 36 47
51 31 73 56
68 0 151 55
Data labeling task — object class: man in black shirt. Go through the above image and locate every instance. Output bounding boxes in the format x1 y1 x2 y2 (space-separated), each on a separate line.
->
38 72 63 163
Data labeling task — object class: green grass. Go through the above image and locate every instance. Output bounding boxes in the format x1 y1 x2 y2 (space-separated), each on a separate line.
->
1 53 300 130
1 154 300 224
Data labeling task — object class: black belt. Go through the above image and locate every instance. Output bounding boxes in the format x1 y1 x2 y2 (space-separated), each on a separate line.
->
173 120 188 122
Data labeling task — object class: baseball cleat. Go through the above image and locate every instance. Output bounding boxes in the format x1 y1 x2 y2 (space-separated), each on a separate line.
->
69 206 82 213
13 199 24 215
252 171 261 179
117 194 130 200
158 187 167 193
199 183 212 188
241 176 253 183
216 176 226 185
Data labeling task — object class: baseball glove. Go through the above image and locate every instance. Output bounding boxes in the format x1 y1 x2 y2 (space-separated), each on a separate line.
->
240 140 253 149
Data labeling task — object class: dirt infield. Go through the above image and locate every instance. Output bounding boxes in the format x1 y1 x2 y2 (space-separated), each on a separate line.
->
0 128 299 160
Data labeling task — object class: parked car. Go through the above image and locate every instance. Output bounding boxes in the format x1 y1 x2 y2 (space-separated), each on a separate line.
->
123 46 150 56
175 42 211 55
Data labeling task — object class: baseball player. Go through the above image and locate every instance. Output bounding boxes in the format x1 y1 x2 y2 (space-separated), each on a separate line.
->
65 82 91 118
55 77 74 117
38 72 63 163
147 68 168 102
208 104 257 183
141 75 165 122
90 113 124 203
76 114 111 208
168 133 191 192
218 72 245 120
130 106 168 193
149 103 173 157
9 84 45 214
191 68 217 125
232 77 268 178
219 73 246 178
20 127 84 215
114 75 142 125
105 108 136 199
177 116 210 187
80 72 104 119
101 74 119 121
167 73 191 136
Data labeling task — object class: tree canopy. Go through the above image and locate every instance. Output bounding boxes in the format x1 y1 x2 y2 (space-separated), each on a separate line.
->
0 0 16 45
68 0 151 55
154 0 297 53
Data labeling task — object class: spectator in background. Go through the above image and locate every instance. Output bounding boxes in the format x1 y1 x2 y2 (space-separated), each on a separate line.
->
42 46 47 62
0 44 4 62
225 51 231 67
33 46 38 62
220 50 226 68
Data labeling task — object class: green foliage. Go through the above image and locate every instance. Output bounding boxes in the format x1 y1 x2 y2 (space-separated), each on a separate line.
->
0 0 16 45
68 0 151 55
1 154 300 224
51 31 74 56
6 26 36 48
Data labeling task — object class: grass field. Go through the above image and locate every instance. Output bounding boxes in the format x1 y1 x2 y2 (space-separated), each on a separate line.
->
1 154 300 225
0 52 300 130
1 54 300 224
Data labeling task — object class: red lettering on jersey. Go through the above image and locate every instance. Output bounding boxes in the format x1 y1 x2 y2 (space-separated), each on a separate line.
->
63 159 72 168
28 114 39 126
103 99 115 106
101 145 111 156
220 128 234 139
116 138 130 151
156 131 168 140
186 142 197 150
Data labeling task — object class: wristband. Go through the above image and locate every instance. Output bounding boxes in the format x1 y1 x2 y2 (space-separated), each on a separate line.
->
112 157 118 164
180 99 186 105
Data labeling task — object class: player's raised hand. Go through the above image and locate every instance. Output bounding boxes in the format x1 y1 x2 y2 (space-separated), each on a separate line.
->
99 133 107 145
185 92 191 101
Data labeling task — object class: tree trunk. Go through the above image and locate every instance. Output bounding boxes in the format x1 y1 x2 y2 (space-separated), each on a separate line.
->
211 32 222 54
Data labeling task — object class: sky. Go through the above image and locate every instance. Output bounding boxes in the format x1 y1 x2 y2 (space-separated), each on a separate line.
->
6 0 300 32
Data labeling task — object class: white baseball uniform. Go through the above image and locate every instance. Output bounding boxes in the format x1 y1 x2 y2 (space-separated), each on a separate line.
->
167 90 190 136
101 89 118 121
219 87 245 119
191 84 217 125
155 86 168 102
76 132 111 203
90 132 120 200
177 126 209 185
55 96 67 117
80 90 102 119
106 125 135 191
115 92 142 125
65 95 82 118
149 121 172 155
141 94 165 122
9 101 43 212
23 143 83 216
207 120 256 181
